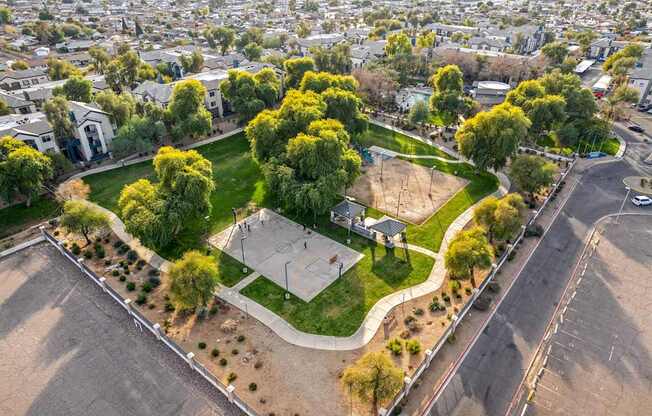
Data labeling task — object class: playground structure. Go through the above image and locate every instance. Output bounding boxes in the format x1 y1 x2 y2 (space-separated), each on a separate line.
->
347 147 468 224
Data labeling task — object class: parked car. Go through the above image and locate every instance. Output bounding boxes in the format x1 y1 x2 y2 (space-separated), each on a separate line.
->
631 195 652 206
638 104 652 112
628 124 645 133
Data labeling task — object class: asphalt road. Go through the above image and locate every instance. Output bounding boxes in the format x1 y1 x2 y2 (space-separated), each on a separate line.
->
425 154 645 416
0 243 243 416
527 215 652 416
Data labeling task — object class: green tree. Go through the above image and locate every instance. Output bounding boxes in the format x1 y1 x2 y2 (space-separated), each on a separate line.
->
94 90 136 127
296 21 311 38
444 226 493 280
310 44 352 74
341 352 404 413
180 49 204 73
602 44 644 72
47 57 81 80
54 76 93 102
0 137 53 206
429 65 473 125
119 147 214 248
384 32 412 57
112 115 165 157
165 80 212 141
299 71 357 94
284 57 316 89
506 81 566 137
11 60 29 70
89 46 111 73
220 68 280 122
0 6 12 25
43 96 74 141
321 87 368 134
416 31 436 49
541 41 569 66
509 154 558 198
169 251 218 310
60 200 109 245
408 100 430 126
243 42 263 61
0 99 10 116
473 194 525 242
601 85 639 123
205 26 235 55
456 103 531 171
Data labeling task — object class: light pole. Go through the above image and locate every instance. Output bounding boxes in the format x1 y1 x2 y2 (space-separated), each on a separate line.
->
284 261 291 300
617 186 631 224
231 207 237 225
428 166 436 197
240 236 247 273
396 189 403 218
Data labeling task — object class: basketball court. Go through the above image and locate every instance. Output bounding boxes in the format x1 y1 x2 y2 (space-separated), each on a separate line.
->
208 208 363 302
347 147 468 224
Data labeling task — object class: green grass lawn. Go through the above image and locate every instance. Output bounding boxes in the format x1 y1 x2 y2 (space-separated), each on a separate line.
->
535 135 620 157
240 216 435 336
0 197 61 240
82 125 495 334
355 123 456 160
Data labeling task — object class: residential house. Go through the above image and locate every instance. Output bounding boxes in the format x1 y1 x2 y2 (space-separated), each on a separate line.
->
628 48 652 106
0 91 36 114
0 69 49 91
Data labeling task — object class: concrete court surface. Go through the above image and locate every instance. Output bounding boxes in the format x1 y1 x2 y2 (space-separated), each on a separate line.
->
526 215 652 416
209 208 363 301
0 242 242 416
347 155 468 224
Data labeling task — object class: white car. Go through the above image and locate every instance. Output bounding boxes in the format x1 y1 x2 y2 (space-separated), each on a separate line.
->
632 195 652 206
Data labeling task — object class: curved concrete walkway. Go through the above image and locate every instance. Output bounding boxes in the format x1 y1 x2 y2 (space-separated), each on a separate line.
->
86 168 509 351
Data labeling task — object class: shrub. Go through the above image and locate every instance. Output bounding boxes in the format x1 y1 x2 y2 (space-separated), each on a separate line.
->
227 372 237 383
148 269 160 277
449 280 461 293
94 244 105 258
386 338 403 355
148 276 161 287
209 305 219 315
211 348 220 357
112 269 120 277
254 360 263 369
231 349 239 355
104 259 111 266
142 282 153 293
196 307 208 320
442 294 451 302
136 293 147 305
71 243 81 255
406 339 422 355
113 240 123 248
124 269 130 275
148 303 156 309
429 300 443 312
249 382 258 392
237 335 245 342
219 358 228 366
127 250 138 262
83 250 93 259
164 301 175 312
413 307 424 316
136 259 146 268
403 315 416 325
465 287 472 295
53 230 60 236
525 223 544 238
126 281 136 291
198 342 207 349
119 275 127 282
488 281 501 293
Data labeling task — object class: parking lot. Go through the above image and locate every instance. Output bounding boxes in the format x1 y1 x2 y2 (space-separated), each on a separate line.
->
0 243 240 416
527 215 652 416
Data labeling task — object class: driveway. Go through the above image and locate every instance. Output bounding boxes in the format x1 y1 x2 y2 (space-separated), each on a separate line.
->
425 158 643 416
0 243 242 416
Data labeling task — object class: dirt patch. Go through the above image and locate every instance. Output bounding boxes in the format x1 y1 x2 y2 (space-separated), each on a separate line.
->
347 158 468 224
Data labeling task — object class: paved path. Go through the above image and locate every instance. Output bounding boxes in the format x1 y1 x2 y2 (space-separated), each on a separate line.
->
77 134 512 350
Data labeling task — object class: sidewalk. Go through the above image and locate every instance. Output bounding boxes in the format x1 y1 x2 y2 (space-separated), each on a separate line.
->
80 150 513 350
